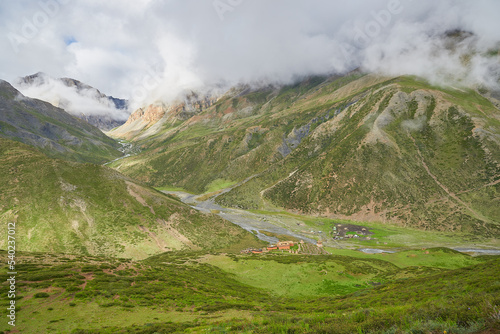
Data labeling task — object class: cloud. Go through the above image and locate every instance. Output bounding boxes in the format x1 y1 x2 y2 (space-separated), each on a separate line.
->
0 0 499 110
16 73 129 121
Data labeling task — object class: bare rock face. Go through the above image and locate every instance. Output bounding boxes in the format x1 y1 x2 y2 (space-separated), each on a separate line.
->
126 104 168 125
111 92 218 140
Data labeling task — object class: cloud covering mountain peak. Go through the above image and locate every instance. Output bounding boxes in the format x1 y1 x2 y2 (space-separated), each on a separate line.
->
15 72 129 128
0 0 499 108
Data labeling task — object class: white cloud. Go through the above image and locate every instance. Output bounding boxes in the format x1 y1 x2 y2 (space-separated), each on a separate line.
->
0 0 499 111
16 73 129 121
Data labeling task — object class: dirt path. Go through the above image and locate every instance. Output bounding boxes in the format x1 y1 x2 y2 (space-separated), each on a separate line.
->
409 134 492 224
457 178 500 195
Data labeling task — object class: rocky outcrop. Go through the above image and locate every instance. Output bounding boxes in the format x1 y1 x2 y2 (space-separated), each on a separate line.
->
112 93 218 140
126 104 168 125
277 123 311 157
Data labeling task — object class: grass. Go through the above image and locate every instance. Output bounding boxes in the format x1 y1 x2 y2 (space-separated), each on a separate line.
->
202 253 396 297
2 250 499 334
0 139 264 260
204 179 238 193
336 220 492 248
326 248 485 270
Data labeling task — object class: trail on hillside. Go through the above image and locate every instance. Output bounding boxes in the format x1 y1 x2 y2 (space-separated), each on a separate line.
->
409 134 492 224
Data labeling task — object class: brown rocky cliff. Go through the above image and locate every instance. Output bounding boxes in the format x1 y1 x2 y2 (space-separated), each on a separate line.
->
125 104 167 125
125 96 218 126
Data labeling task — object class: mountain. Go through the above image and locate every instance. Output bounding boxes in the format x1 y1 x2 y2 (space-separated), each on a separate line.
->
0 138 262 259
109 73 500 237
16 72 129 130
0 80 121 164
110 91 217 141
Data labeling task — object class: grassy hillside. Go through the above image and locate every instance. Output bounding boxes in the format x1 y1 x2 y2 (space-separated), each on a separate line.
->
0 138 263 259
2 250 498 333
108 74 500 236
252 77 500 236
0 80 121 164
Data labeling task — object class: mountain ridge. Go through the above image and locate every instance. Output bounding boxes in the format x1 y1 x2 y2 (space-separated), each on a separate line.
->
0 138 263 259
108 73 500 237
0 79 122 164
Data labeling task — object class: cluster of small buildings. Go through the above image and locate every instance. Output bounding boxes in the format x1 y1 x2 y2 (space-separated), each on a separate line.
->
241 239 324 254
241 240 298 254
333 224 372 240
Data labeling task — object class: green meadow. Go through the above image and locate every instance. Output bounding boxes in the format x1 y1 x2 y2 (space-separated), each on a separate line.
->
2 250 499 333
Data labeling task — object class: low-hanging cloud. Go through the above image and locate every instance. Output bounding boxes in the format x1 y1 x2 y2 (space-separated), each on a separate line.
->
16 73 129 121
0 0 499 111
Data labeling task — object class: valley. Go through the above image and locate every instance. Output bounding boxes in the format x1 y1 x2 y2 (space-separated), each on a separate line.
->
2 2 500 333
1 73 499 334
108 74 500 239
162 187 500 255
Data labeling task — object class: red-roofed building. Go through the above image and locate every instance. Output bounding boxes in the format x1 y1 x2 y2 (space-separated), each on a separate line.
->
277 241 294 250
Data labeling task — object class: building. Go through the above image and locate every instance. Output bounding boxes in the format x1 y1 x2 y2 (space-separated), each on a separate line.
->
277 241 294 250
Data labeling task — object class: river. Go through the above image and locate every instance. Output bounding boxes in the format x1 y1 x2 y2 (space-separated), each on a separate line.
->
162 190 317 245
162 190 500 256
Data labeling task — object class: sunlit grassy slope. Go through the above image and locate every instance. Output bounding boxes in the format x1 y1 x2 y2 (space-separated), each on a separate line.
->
2 250 498 334
0 138 263 259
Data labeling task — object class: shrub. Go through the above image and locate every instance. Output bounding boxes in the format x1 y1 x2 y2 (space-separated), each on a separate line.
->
34 292 49 298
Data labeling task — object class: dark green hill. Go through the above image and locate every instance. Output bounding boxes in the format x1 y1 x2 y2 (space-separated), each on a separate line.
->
109 74 500 236
0 138 262 259
0 80 121 164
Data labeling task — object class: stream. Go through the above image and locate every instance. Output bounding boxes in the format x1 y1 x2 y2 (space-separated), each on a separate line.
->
161 190 500 256
162 190 317 245
103 140 138 166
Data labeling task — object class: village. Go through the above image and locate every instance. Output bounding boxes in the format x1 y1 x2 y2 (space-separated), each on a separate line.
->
331 223 374 240
241 239 330 255
241 223 375 255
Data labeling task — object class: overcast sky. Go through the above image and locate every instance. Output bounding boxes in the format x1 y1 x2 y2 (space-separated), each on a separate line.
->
1 0 499 109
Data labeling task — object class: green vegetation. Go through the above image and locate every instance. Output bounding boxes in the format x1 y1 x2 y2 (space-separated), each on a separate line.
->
328 248 485 270
204 178 238 193
204 253 400 297
1 251 498 333
108 73 500 237
0 81 122 164
0 139 263 259
2 72 499 333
